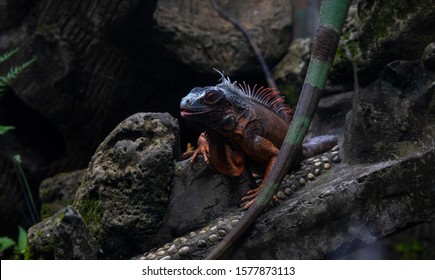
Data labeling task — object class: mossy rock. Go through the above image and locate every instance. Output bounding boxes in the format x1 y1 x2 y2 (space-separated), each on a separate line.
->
27 205 100 259
357 0 435 83
74 112 180 259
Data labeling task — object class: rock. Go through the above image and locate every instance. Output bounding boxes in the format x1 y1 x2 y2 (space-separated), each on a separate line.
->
135 150 343 260
328 5 359 86
0 0 208 236
0 0 35 32
39 169 85 219
309 91 353 138
344 60 435 163
422 42 435 71
74 113 180 259
153 0 293 75
273 38 312 104
234 149 435 259
357 0 435 83
161 156 244 237
273 38 312 86
28 205 100 260
138 145 434 260
0 0 189 237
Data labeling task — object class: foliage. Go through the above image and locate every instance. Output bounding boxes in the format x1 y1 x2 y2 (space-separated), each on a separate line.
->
0 226 30 260
0 48 20 64
0 47 37 93
395 238 424 260
0 47 37 135
0 125 15 135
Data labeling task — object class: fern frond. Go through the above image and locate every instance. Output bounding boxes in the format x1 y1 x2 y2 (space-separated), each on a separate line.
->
0 76 7 92
0 126 15 135
5 56 37 82
0 56 37 94
0 48 20 64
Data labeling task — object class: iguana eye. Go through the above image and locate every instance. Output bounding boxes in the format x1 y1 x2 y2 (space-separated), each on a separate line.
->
204 90 222 105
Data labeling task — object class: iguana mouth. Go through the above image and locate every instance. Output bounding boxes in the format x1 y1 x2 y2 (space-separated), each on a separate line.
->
180 108 211 117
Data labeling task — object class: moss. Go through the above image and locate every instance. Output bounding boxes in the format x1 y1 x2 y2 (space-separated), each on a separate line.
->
40 204 53 220
40 199 74 220
359 0 435 53
79 199 103 228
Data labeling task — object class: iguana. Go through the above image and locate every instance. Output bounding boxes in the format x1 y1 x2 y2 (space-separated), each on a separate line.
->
181 0 351 259
181 74 337 208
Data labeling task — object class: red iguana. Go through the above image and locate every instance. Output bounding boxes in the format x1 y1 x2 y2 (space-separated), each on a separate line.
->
181 74 337 209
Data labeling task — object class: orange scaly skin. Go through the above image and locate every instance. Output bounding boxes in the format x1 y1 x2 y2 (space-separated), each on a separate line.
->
180 74 294 208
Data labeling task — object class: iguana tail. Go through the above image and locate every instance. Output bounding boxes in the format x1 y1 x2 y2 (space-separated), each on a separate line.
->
206 0 352 260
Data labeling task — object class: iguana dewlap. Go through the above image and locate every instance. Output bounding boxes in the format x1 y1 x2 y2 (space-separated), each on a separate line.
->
180 72 335 208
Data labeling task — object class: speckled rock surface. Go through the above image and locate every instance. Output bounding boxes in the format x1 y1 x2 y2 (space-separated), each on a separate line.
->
134 148 343 260
135 145 434 259
162 156 244 237
309 91 353 138
153 0 292 75
357 0 435 82
74 112 180 259
28 205 100 260
234 149 435 259
344 60 435 163
422 42 435 71
39 169 85 219
273 38 312 87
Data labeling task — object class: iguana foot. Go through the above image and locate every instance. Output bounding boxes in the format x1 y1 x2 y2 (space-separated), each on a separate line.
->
182 132 209 166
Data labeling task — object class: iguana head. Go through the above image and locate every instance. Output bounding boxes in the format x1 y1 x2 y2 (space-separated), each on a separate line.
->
180 70 249 132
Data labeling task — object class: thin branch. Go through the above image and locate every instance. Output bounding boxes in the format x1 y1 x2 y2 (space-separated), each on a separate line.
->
343 43 359 96
210 0 278 90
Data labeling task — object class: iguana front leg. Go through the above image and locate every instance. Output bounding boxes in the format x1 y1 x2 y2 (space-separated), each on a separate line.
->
182 132 210 164
183 131 246 177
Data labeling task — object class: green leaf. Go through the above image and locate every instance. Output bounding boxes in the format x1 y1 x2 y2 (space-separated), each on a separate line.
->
4 56 37 84
17 226 27 252
0 237 16 252
0 126 15 135
0 48 20 64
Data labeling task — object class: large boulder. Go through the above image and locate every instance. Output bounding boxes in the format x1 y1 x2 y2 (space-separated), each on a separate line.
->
135 148 343 260
0 0 201 235
39 169 85 219
357 0 435 83
28 205 101 260
161 157 243 237
234 149 435 259
74 112 180 259
344 60 435 163
153 0 293 75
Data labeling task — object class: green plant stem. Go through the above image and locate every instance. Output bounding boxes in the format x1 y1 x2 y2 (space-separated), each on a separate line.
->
13 155 40 224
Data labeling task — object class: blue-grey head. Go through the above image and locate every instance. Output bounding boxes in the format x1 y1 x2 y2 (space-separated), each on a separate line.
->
180 70 249 132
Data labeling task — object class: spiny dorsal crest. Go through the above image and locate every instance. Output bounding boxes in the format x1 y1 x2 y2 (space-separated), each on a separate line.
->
237 81 293 123
214 69 293 122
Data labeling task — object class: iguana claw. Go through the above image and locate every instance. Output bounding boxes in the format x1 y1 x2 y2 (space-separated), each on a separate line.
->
182 132 210 166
